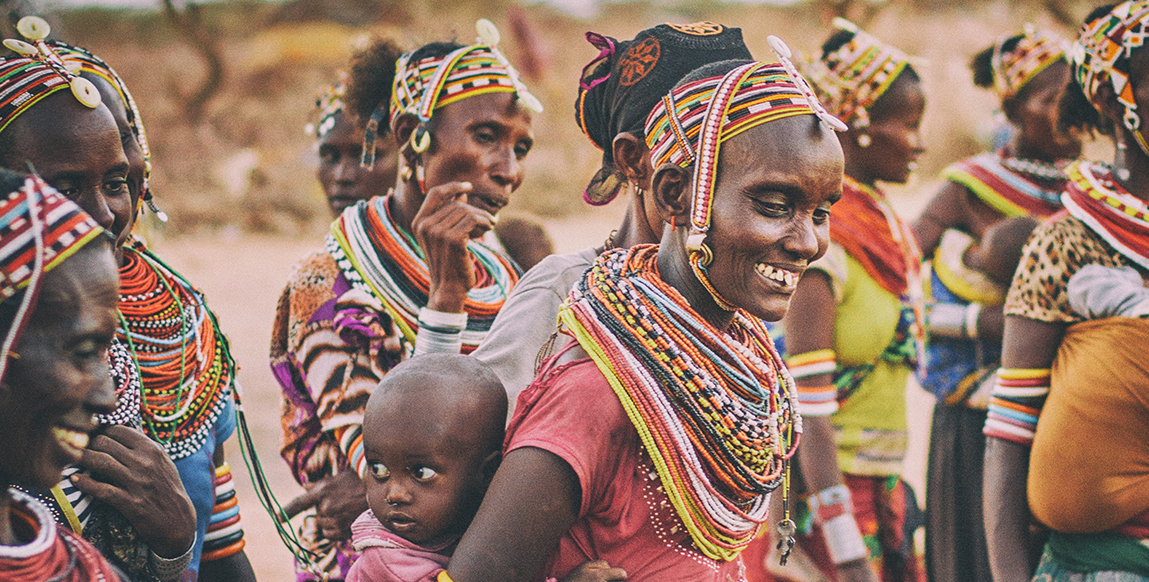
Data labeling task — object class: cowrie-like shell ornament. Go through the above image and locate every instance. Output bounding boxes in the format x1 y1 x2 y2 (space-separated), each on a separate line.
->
16 16 50 42
70 77 101 108
2 39 36 56
476 18 500 47
767 35 791 59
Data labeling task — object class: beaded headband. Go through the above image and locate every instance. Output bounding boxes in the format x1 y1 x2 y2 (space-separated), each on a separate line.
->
645 37 845 310
361 19 543 169
803 18 911 128
0 174 105 385
991 26 1067 100
1069 0 1149 152
0 17 101 136
307 74 346 139
46 40 166 221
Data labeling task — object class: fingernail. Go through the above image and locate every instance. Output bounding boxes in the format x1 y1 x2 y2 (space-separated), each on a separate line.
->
70 474 80 482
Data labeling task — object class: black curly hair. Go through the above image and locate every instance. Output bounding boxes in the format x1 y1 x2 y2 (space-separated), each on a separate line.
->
970 35 1023 90
343 39 467 135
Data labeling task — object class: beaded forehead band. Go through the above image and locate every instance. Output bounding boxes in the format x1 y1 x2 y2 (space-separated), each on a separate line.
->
307 73 346 139
1070 0 1149 154
804 18 911 129
0 17 101 133
361 19 543 170
644 36 845 310
991 26 1067 100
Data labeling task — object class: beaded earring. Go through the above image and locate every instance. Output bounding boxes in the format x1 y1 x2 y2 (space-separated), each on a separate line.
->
857 133 873 148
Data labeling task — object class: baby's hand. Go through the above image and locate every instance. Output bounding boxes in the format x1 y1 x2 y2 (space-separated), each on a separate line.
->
559 560 627 582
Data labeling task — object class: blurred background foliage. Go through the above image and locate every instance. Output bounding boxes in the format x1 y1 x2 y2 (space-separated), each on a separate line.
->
0 0 1110 236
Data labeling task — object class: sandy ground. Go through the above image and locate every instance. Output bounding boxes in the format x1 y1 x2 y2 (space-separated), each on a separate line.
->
155 212 934 580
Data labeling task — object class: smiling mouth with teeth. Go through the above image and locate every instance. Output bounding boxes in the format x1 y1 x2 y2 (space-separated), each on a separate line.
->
53 427 90 455
756 263 799 286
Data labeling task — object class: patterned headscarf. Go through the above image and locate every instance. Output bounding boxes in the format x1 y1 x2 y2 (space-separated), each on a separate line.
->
645 38 845 310
804 18 912 129
0 172 105 384
0 17 101 137
1069 0 1149 150
361 19 542 169
575 22 752 205
308 74 347 139
991 27 1068 100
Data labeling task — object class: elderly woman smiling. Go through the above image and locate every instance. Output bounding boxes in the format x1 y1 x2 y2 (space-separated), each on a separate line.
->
0 170 125 581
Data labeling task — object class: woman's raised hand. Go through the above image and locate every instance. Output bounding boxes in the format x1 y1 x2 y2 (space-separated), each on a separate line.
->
413 181 497 314
70 424 197 558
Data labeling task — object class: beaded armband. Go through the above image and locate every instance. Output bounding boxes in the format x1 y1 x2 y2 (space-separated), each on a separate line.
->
337 424 367 478
787 349 839 416
202 462 246 562
983 368 1051 447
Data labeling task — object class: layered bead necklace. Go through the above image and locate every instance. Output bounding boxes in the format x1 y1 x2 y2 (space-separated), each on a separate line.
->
1063 160 1149 270
0 489 121 582
117 239 234 460
559 245 800 562
327 195 518 351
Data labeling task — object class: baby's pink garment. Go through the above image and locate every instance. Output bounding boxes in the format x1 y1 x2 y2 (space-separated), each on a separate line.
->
346 510 458 582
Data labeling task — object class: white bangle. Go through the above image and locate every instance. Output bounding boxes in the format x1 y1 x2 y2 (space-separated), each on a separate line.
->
414 308 467 356
964 303 982 339
822 513 868 565
927 302 966 338
148 533 195 581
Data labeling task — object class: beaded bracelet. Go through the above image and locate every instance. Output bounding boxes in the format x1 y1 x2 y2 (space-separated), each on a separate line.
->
807 484 854 524
984 367 1051 447
927 302 967 338
337 424 367 478
202 462 246 562
788 350 839 416
414 308 468 356
822 513 868 565
964 303 982 339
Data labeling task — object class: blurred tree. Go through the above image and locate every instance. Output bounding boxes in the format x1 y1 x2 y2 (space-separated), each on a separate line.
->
162 0 224 123
268 0 404 26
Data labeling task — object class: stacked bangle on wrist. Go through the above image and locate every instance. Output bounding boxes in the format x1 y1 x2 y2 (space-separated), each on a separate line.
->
148 534 195 581
414 308 468 356
809 484 867 565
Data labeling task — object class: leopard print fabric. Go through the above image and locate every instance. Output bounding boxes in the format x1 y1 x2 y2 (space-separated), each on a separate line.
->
1005 214 1136 323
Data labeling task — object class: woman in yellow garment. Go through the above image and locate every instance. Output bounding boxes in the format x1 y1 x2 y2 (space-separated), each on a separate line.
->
781 19 926 582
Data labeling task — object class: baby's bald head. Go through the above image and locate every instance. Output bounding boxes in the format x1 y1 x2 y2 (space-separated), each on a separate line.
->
364 354 507 466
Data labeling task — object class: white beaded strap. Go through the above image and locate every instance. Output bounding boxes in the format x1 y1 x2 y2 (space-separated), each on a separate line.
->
414 308 468 356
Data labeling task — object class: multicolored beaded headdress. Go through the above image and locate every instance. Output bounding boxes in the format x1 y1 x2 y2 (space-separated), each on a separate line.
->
0 17 101 136
991 26 1067 100
307 74 346 139
644 36 846 310
803 17 911 129
1069 0 1149 154
0 174 104 385
47 40 166 222
361 18 542 172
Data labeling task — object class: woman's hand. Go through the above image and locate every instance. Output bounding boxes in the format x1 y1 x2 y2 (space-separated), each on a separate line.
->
560 560 627 581
412 181 496 314
71 425 196 558
315 470 368 541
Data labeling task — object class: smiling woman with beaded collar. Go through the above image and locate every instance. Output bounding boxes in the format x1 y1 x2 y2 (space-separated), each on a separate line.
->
435 39 845 581
0 16 257 582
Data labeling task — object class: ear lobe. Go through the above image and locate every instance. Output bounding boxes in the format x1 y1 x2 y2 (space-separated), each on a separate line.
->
612 132 651 185
392 114 420 164
650 163 691 228
1000 96 1021 125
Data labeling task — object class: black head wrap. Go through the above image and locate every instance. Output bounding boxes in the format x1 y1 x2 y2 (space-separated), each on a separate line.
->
575 22 752 205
